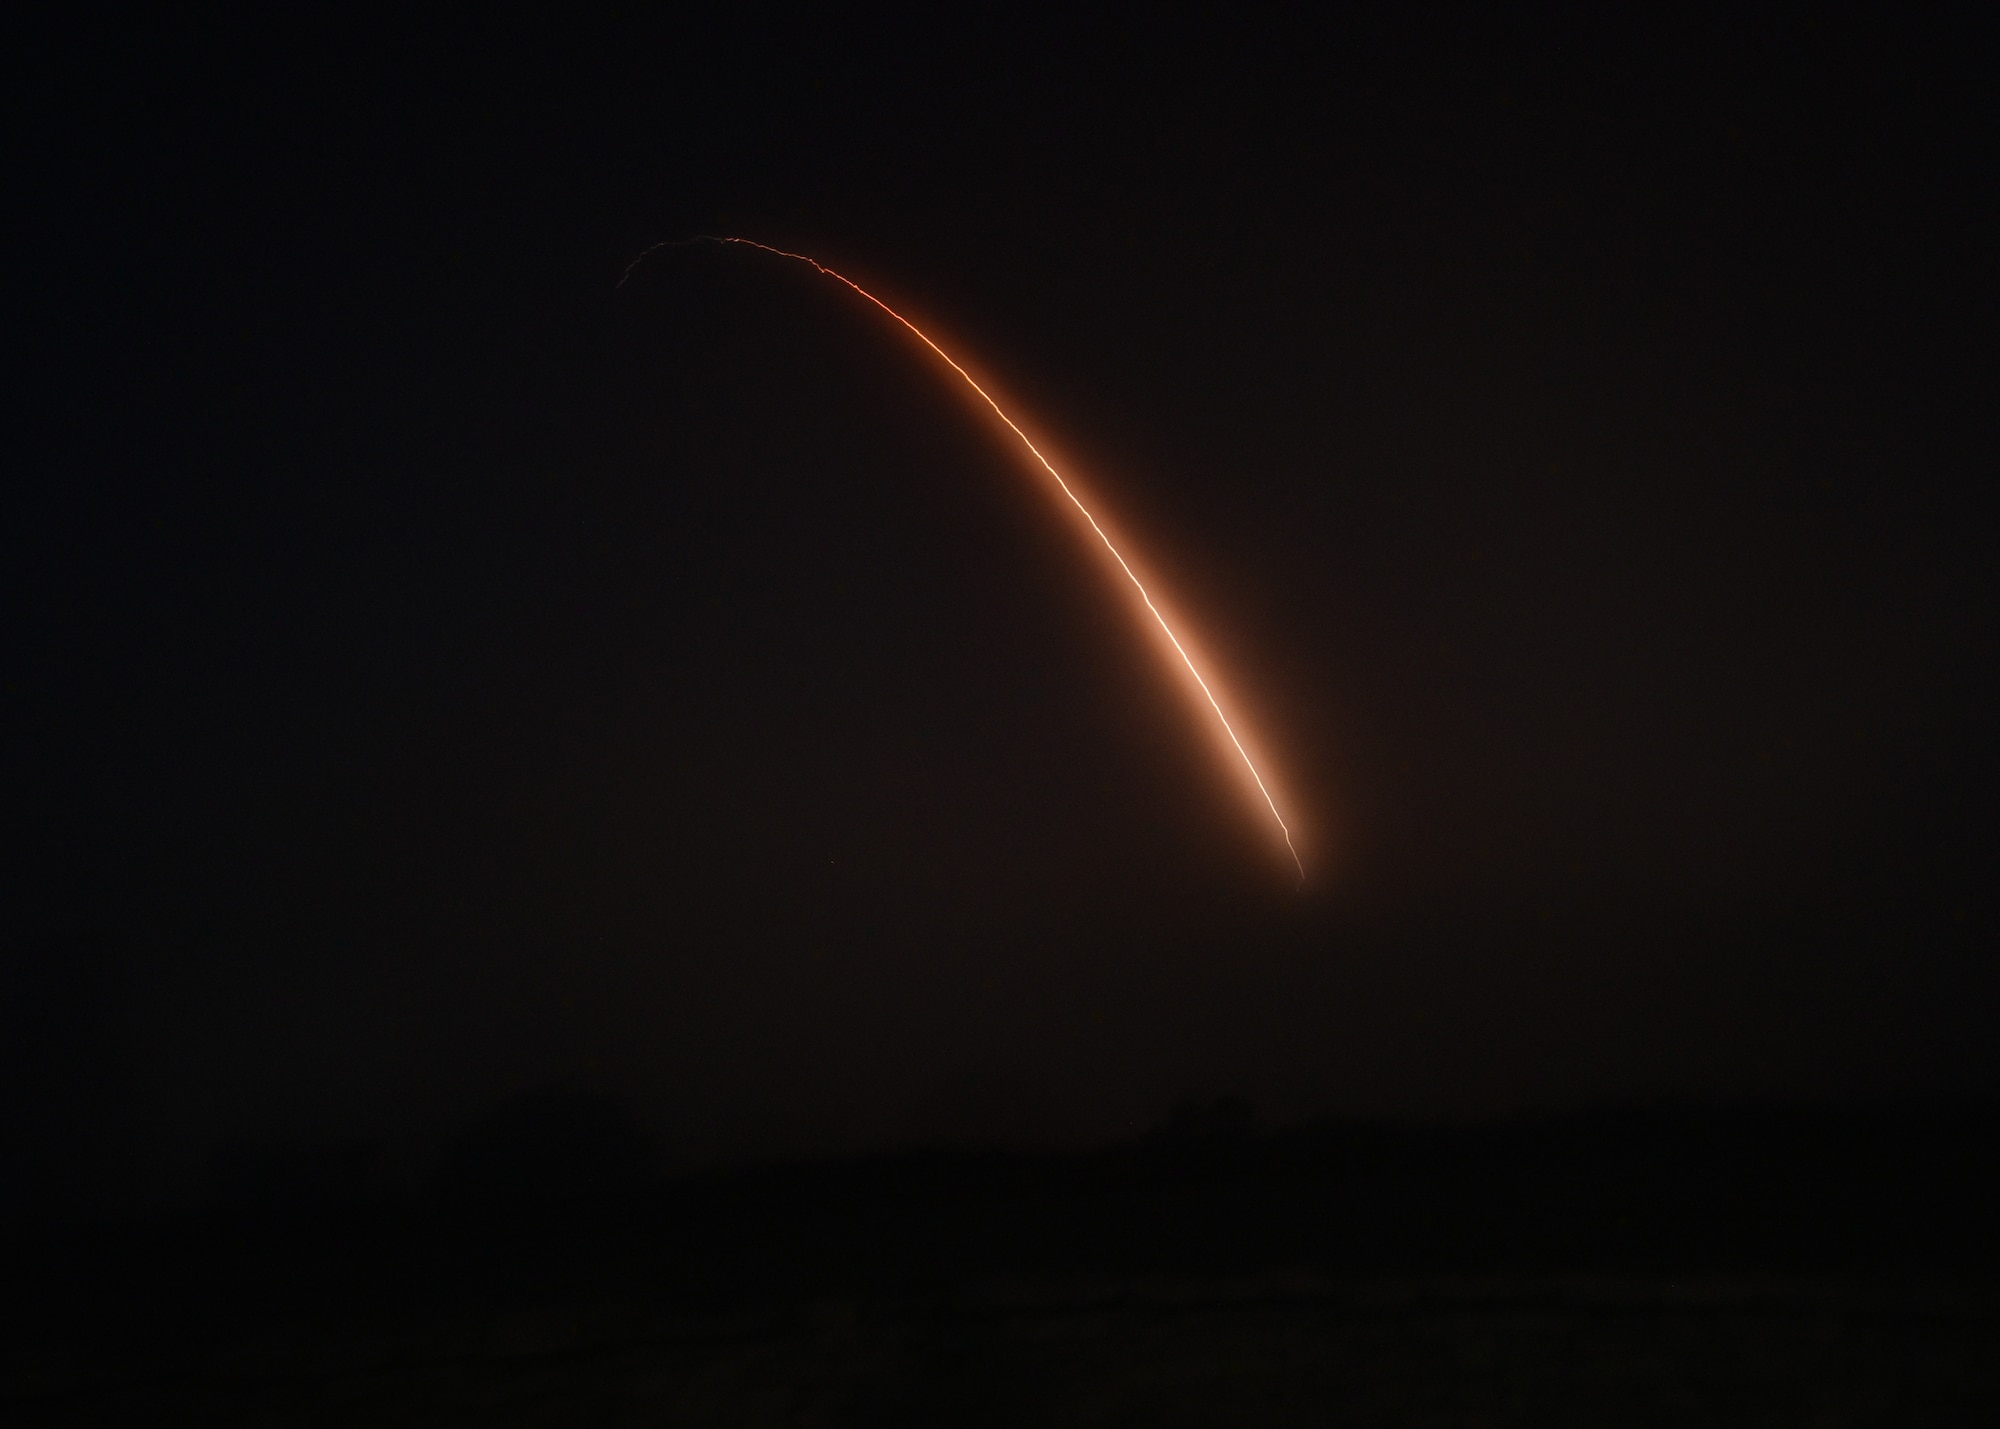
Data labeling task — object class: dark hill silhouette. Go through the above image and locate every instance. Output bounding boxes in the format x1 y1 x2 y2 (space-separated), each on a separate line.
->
5 1101 1999 1423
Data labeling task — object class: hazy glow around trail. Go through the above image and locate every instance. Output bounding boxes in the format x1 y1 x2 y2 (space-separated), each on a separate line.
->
626 237 1304 884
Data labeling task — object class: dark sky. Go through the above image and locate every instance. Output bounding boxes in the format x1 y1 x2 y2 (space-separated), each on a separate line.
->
6 12 1994 1208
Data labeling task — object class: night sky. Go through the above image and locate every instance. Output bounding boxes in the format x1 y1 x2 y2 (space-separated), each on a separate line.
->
6 12 1994 1213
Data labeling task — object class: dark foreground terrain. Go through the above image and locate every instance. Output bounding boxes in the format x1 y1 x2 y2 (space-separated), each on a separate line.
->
7 1105 1998 1424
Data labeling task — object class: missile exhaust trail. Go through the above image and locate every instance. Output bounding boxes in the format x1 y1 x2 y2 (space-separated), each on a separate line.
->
627 237 1304 884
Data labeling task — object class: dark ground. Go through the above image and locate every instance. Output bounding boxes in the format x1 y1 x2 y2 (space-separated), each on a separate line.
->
6 1104 1997 1424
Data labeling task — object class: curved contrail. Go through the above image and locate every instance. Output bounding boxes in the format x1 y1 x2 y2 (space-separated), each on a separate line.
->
629 236 1304 884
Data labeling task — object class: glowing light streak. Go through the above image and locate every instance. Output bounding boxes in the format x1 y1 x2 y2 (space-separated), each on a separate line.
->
627 237 1304 883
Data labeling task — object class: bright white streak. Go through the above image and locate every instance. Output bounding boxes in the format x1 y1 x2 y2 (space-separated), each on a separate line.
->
646 236 1305 883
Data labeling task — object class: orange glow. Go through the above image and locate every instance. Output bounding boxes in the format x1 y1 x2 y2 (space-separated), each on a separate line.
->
631 237 1304 883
